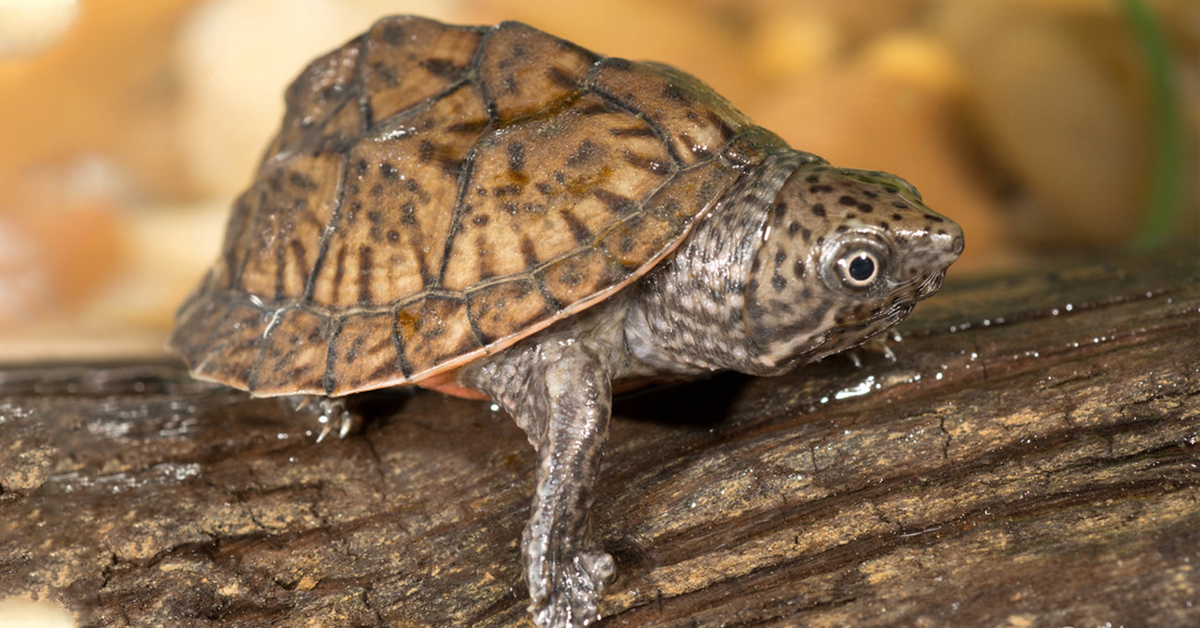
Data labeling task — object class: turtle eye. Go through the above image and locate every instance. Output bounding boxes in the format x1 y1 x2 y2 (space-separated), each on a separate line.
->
837 251 880 289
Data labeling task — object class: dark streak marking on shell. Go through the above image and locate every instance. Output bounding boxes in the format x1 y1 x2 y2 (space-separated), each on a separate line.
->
357 246 373 304
566 140 597 167
520 235 540 268
560 210 594 244
576 101 613 117
533 276 565 313
381 24 406 46
287 243 309 296
475 232 495 279
546 66 579 89
322 317 342 394
418 140 435 162
592 189 637 216
508 142 526 171
330 246 347 298
609 126 656 138
706 110 736 143
420 57 461 78
389 315 415 379
679 132 709 157
811 203 826 218
447 120 489 135
439 157 465 179
622 151 671 175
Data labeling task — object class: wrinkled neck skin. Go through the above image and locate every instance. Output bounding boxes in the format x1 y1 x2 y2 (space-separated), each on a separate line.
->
619 151 818 379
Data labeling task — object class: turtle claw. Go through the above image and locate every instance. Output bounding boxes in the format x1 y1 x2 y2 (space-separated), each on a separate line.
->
287 396 358 441
844 336 898 368
527 547 614 628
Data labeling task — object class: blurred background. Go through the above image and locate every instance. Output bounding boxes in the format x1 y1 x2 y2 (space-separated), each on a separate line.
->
0 0 1196 363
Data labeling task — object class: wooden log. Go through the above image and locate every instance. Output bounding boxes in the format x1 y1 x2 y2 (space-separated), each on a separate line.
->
1 250 1197 627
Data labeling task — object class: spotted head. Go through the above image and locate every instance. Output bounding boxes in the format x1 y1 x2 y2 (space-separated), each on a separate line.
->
743 163 963 373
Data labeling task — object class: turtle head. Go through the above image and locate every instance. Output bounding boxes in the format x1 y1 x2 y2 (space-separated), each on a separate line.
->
742 164 963 373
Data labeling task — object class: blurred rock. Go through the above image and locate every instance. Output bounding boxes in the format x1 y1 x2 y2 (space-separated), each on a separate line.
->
0 202 122 325
0 0 79 58
0 0 202 204
933 0 1163 247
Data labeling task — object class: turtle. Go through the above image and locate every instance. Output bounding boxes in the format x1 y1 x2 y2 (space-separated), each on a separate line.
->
170 15 964 628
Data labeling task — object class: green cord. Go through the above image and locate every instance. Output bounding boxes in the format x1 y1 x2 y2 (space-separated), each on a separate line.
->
1117 0 1187 251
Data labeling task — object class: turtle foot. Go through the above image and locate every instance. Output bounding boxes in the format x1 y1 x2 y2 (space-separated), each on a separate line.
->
527 547 614 628
286 395 359 442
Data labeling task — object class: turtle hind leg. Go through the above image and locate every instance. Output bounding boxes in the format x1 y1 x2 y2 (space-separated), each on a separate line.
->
285 395 359 441
463 338 616 628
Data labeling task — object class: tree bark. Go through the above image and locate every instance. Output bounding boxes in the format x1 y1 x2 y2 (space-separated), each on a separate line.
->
1 250 1197 627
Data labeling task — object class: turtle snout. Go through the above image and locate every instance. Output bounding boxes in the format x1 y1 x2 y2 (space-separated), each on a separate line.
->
928 219 964 268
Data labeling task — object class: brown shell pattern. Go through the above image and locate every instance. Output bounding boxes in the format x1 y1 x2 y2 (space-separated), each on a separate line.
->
171 16 790 396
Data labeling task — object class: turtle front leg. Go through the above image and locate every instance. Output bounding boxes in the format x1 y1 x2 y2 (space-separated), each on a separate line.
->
463 339 615 628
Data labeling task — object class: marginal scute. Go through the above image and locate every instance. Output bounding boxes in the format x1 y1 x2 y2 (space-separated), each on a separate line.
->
188 303 270 391
590 59 750 166
362 16 485 124
250 308 332 394
237 151 345 302
536 247 627 307
171 289 230 370
478 21 597 122
466 279 555 344
328 311 406 394
395 296 483 378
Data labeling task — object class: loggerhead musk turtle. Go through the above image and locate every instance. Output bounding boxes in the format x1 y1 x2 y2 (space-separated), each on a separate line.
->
171 15 964 627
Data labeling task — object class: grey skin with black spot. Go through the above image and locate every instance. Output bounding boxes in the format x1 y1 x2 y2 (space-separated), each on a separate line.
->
170 16 963 628
457 152 962 626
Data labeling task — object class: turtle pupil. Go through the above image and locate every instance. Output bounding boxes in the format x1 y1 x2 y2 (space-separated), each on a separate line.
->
848 254 875 281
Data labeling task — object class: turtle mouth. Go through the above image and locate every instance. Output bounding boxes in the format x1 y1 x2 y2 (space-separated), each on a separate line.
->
915 270 947 300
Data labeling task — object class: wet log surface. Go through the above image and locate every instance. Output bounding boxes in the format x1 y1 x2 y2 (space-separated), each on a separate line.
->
1 250 1197 627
